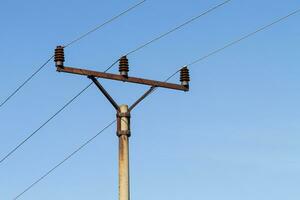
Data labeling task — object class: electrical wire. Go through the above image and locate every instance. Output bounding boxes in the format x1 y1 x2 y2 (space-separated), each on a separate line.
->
0 0 146 110
0 1 228 164
11 6 300 200
136 7 300 109
0 56 54 109
64 0 147 48
0 83 92 164
0 60 118 164
125 0 232 56
187 8 300 67
165 7 300 83
101 0 232 75
13 119 116 200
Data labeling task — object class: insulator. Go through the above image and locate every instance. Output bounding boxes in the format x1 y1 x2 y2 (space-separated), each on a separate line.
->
54 46 64 67
119 56 129 76
180 66 190 86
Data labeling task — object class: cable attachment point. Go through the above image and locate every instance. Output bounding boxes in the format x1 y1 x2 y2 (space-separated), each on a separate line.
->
54 46 65 68
116 110 131 137
180 66 190 88
119 56 129 77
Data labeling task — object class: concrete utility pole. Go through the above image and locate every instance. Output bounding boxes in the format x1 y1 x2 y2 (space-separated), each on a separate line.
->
54 46 190 200
118 105 130 200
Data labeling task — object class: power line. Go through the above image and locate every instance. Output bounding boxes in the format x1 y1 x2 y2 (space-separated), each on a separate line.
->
125 0 232 56
0 1 228 164
0 0 146 110
0 56 54 109
0 83 92 164
105 0 232 73
13 118 130 199
13 120 116 200
187 8 300 67
12 6 300 199
0 0 146 163
166 7 300 82
64 0 147 48
136 7 300 110
0 60 118 165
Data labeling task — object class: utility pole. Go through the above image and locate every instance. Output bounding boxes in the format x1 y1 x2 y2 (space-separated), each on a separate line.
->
54 46 190 200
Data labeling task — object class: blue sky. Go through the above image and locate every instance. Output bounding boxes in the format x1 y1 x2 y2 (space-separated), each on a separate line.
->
0 0 299 199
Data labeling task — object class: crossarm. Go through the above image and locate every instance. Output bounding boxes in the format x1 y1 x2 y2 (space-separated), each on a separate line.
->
57 66 188 91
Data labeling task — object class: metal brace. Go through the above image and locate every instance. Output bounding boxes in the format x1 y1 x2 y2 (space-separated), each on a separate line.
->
116 112 131 137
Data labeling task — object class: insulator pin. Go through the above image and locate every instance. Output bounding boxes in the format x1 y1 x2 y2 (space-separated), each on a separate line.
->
180 66 190 87
54 46 65 68
119 56 129 77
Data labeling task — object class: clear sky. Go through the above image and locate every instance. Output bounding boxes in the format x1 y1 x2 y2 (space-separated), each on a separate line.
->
0 0 299 199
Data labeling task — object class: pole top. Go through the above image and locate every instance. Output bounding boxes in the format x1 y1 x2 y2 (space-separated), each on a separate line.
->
119 104 129 108
119 104 129 113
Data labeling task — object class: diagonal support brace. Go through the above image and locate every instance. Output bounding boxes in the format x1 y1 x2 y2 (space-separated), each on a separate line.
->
88 76 119 111
129 86 156 111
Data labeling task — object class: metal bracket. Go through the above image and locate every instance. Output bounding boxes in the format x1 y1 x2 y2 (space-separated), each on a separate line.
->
116 114 131 137
117 112 131 118
117 130 131 137
88 75 119 111
129 86 155 111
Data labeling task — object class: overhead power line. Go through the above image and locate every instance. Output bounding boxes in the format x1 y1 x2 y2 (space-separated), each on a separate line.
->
125 0 232 56
12 6 300 200
0 83 92 164
64 0 146 48
13 120 116 200
104 0 232 73
187 8 300 67
0 56 54 109
0 1 229 165
0 61 118 165
0 0 146 110
166 7 300 82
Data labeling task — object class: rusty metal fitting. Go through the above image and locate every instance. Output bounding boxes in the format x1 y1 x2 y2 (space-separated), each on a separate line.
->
119 56 129 77
116 116 131 137
180 66 190 87
117 130 131 137
116 110 131 137
54 46 65 68
117 112 131 118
